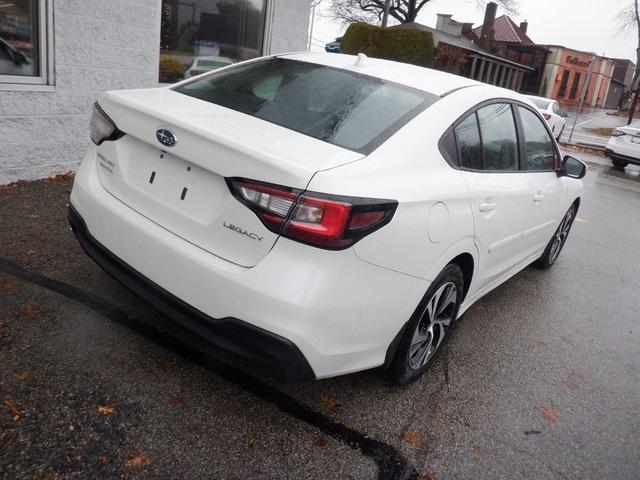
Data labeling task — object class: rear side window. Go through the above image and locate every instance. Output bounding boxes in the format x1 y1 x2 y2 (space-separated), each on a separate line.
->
518 106 557 171
476 103 519 171
173 58 438 154
455 113 482 170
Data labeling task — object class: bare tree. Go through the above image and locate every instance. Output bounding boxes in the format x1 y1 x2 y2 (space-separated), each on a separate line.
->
616 0 640 124
330 0 517 25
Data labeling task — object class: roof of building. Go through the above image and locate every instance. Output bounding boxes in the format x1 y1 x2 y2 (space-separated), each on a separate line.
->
390 22 531 70
473 15 534 45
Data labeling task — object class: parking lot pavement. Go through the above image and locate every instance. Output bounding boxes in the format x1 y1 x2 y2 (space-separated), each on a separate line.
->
1 160 640 480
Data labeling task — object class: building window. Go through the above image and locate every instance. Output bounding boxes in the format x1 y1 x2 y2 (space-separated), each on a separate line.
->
0 0 53 88
569 72 581 99
557 70 570 98
159 0 268 83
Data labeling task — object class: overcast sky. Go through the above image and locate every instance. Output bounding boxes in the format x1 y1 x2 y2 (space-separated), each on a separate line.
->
310 0 637 62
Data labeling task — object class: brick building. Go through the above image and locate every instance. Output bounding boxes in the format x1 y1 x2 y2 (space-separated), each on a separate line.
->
472 3 550 95
539 46 615 108
0 0 312 184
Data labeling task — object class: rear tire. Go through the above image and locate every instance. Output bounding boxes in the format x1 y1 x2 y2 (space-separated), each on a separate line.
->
612 158 629 170
388 264 464 386
535 204 577 270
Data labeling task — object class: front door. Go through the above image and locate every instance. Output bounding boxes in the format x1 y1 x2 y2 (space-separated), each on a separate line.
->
455 103 533 291
516 105 566 257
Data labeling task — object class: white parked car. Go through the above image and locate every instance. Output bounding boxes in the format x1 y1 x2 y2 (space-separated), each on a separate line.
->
70 53 586 385
526 95 568 141
184 56 234 78
605 121 640 169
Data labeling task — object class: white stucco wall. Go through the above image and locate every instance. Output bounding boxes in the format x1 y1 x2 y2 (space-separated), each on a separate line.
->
0 0 311 185
0 0 162 184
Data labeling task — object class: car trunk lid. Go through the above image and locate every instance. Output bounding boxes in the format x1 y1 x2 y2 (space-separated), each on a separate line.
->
94 88 363 267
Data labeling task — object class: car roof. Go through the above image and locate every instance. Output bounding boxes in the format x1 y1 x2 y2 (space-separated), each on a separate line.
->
279 52 482 97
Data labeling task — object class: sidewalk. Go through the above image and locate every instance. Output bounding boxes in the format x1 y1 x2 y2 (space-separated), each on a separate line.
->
559 107 627 149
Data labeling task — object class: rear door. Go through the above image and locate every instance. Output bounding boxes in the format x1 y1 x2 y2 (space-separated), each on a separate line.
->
516 105 566 257
457 102 533 290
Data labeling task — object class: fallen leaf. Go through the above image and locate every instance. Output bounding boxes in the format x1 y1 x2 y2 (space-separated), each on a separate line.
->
565 370 585 391
21 305 38 316
540 405 559 423
123 451 151 469
320 394 342 415
25 249 38 256
314 436 329 447
3 399 22 421
155 359 169 371
472 445 488 455
97 405 115 416
524 430 542 436
247 438 255 449
403 431 422 445
35 475 56 480
418 475 435 480
98 455 109 463
168 394 186 406
13 371 29 381
1 281 18 291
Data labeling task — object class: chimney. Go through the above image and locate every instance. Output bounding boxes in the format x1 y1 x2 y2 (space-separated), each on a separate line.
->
520 20 528 34
480 2 497 50
436 14 453 32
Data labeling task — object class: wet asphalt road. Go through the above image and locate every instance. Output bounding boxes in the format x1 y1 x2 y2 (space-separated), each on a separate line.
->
1 159 639 480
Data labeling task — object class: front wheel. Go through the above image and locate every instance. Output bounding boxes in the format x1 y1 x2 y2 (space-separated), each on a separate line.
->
535 204 577 269
612 158 629 170
388 264 464 385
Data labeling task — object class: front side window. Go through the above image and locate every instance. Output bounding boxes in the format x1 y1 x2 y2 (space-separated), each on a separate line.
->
476 103 519 171
159 0 267 83
174 58 438 153
0 0 51 87
518 107 557 171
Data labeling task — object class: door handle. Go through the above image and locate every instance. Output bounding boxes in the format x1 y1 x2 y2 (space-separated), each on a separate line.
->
479 201 497 212
533 193 545 202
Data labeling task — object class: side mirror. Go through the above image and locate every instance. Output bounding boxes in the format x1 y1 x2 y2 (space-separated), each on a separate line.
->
561 111 569 118
557 155 587 179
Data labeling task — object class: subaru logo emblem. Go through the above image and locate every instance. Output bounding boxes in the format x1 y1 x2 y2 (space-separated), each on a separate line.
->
156 129 177 147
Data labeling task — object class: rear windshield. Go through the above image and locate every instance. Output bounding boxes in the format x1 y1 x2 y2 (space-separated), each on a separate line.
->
528 97 550 110
173 58 438 154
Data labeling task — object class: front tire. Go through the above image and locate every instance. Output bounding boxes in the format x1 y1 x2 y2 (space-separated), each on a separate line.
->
388 264 464 386
612 158 629 170
535 204 577 269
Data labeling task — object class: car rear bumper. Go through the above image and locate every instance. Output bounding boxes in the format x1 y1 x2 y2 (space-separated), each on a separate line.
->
69 153 427 379
605 148 640 165
68 204 315 382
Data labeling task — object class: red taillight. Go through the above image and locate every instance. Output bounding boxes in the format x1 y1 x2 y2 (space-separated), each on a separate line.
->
226 178 398 250
543 113 551 120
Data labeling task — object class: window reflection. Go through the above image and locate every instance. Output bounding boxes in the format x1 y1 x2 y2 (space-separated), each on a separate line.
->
159 0 266 83
0 0 38 77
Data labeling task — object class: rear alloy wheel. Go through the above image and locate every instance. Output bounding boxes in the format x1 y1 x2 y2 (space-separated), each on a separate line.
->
388 264 464 385
535 204 577 269
612 158 629 170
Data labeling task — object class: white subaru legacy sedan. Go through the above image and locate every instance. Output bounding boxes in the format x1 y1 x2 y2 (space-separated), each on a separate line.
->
69 53 586 385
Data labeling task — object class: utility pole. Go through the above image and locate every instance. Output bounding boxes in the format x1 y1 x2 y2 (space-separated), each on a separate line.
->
568 54 596 144
382 0 391 27
628 48 640 125
308 2 317 51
